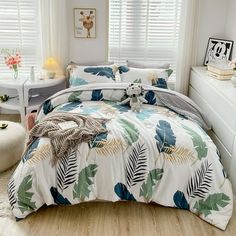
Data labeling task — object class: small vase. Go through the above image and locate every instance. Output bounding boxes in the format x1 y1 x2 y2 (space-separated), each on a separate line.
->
231 75 236 87
12 68 18 80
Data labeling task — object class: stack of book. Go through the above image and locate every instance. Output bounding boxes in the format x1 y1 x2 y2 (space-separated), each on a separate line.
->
207 62 234 80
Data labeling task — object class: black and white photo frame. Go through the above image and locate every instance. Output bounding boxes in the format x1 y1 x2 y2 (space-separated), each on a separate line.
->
204 38 234 65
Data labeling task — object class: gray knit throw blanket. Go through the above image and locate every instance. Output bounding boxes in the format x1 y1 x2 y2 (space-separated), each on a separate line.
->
27 112 108 163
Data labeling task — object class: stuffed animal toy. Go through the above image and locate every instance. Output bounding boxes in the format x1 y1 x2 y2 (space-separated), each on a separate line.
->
118 83 147 112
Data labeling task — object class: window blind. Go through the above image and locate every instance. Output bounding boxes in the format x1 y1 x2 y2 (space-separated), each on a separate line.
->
109 0 182 78
0 0 41 78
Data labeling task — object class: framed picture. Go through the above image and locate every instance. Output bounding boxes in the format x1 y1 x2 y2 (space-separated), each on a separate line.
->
204 38 234 65
74 8 96 38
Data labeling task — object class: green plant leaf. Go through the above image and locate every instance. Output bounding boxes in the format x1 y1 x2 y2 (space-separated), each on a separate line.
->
140 168 163 201
17 175 36 214
68 91 82 102
182 125 208 160
194 193 230 217
73 164 98 200
118 118 139 146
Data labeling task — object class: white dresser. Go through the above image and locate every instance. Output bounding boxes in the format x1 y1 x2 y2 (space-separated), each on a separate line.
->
189 66 236 194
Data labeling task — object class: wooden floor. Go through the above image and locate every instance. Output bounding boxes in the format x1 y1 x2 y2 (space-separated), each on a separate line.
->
0 201 236 236
1 114 236 236
0 114 21 123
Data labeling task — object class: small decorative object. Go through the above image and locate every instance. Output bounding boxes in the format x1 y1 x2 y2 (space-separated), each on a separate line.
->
0 94 9 103
207 60 234 80
204 38 234 66
30 66 35 81
118 83 147 112
0 123 8 129
229 58 236 87
4 52 21 79
43 58 59 79
74 8 96 38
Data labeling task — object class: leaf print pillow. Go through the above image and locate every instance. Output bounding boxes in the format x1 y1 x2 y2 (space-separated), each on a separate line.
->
118 66 173 88
69 64 118 87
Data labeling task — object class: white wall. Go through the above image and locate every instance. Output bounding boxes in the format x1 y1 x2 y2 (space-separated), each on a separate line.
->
195 0 229 65
225 0 236 59
67 0 108 64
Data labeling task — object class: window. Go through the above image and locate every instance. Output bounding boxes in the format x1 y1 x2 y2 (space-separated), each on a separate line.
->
109 0 182 78
0 0 41 77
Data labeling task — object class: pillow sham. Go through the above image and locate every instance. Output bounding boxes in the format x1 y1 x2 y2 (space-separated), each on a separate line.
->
69 64 117 87
126 60 170 69
118 66 173 88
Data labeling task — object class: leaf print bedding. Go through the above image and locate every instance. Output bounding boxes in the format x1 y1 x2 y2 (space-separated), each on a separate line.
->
8 83 233 230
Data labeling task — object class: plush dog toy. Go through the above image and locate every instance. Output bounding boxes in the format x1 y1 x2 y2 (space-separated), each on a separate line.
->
118 83 147 112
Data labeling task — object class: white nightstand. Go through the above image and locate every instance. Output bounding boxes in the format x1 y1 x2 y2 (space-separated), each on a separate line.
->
0 78 27 122
24 76 66 114
0 76 66 124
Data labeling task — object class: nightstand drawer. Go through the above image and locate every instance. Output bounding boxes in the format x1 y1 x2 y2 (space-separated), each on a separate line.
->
190 70 236 131
189 86 234 153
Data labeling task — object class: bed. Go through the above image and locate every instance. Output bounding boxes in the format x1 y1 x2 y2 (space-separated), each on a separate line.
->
8 65 233 230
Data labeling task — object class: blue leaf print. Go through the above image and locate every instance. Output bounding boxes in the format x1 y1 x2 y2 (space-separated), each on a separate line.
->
84 67 115 79
112 103 130 113
22 138 40 163
173 191 189 210
59 102 81 112
156 78 168 89
118 66 129 74
80 105 100 115
145 91 156 105
43 99 53 115
136 109 153 120
91 90 103 101
50 187 71 205
89 128 108 148
155 120 176 153
114 183 136 201
70 77 88 86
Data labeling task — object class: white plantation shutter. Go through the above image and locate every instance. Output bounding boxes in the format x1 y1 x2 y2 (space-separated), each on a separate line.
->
109 0 182 78
0 0 41 77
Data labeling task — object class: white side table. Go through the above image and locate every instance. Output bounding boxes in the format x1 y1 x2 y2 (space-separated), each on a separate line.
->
24 76 66 114
0 78 27 123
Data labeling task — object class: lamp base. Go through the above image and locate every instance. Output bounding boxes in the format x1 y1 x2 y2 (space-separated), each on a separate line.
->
47 71 56 79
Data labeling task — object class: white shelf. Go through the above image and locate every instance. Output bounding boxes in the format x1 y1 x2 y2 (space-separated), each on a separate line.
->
0 97 21 111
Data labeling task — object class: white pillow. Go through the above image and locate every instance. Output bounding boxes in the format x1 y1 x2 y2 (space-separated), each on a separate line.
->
69 64 117 87
126 60 170 69
119 66 173 87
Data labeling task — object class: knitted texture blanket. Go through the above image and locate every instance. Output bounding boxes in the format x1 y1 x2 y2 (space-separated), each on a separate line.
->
27 112 108 163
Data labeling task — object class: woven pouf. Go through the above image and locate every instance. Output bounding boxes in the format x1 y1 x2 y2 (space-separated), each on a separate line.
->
0 121 26 172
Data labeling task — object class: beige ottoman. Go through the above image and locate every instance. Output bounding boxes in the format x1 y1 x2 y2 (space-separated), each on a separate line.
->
0 121 26 172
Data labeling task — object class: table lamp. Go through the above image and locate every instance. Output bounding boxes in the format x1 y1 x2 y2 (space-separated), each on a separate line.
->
43 58 59 79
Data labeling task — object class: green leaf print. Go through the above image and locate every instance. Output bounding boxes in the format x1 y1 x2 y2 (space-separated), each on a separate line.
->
73 164 98 200
118 118 139 146
182 125 208 160
68 91 82 102
194 193 230 217
140 169 163 201
17 175 36 214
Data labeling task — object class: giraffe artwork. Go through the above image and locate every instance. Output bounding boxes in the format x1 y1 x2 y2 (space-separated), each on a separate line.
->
74 8 96 38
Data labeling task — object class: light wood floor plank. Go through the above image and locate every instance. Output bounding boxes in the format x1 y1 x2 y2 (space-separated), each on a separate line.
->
0 201 235 236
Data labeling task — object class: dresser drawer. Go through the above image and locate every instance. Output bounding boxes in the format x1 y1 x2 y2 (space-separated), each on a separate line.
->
209 131 231 177
230 137 236 195
190 70 236 131
189 86 234 153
